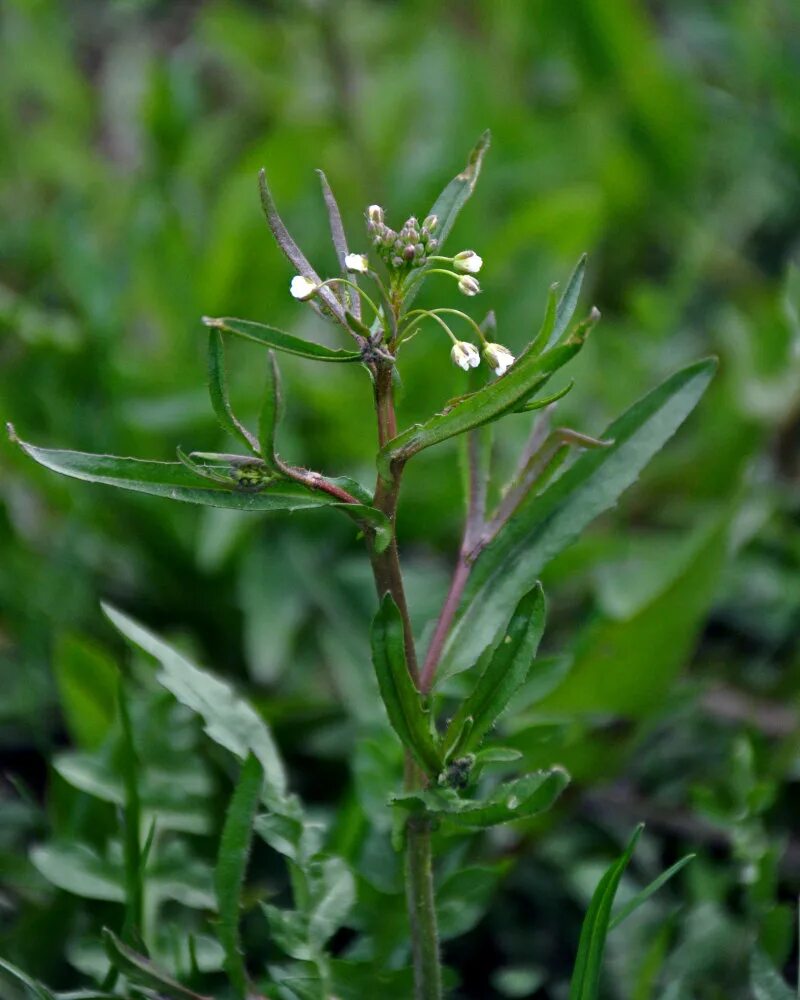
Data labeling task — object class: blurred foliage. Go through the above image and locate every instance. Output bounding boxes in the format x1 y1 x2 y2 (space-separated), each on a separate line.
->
1 0 800 997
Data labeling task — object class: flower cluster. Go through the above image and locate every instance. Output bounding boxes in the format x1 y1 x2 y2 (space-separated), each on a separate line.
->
287 199 514 377
367 205 439 273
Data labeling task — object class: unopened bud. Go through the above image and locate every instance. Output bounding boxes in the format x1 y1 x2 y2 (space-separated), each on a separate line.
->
423 214 438 232
367 204 384 225
457 274 481 297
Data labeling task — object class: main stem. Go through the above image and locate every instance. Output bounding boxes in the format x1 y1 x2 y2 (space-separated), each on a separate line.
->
369 359 442 1000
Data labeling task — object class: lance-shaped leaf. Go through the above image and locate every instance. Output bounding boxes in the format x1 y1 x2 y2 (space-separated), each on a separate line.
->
203 317 361 362
609 853 695 931
103 603 287 797
436 358 717 683
102 929 212 1000
442 584 546 757
316 169 361 320
424 130 491 251
259 350 283 469
370 595 443 777
394 768 568 832
207 329 260 454
378 338 586 480
258 168 347 325
548 254 587 351
216 754 264 1000
568 826 642 1000
8 431 338 512
117 683 143 939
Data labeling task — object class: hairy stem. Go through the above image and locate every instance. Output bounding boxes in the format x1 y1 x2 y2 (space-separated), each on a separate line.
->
368 358 442 1000
405 818 443 1000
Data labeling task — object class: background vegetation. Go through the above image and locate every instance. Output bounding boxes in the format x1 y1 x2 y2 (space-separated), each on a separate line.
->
1 1 800 997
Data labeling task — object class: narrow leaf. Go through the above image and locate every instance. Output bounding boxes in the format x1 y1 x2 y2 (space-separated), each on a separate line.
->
609 853 695 930
527 282 559 358
258 168 346 323
378 339 586 479
259 350 283 468
117 682 143 939
426 130 491 250
317 170 359 317
442 584 546 756
216 753 264 1000
547 254 587 351
308 857 355 951
203 317 361 363
568 826 643 1000
207 330 260 454
395 768 568 832
437 358 717 683
10 431 340 513
102 604 287 797
370 595 443 777
102 929 212 1000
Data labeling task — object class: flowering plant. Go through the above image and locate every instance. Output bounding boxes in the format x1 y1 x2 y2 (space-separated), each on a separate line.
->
6 133 717 1000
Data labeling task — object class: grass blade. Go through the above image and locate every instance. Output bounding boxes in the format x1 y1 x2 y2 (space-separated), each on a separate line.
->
216 753 264 999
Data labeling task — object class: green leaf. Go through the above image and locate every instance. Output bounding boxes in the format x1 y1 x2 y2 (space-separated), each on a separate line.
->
117 683 143 938
442 584 546 756
394 768 568 831
261 904 312 961
0 957 55 1000
203 316 361 362
750 950 795 1000
609 854 695 930
426 130 491 251
527 283 559 358
548 254 587 350
370 595 443 777
378 340 586 479
30 843 124 902
257 168 347 326
259 350 283 468
307 856 356 951
568 825 643 1000
207 329 260 454
102 604 287 797
216 754 264 1000
54 634 118 751
10 432 337 512
102 929 211 1000
437 358 717 683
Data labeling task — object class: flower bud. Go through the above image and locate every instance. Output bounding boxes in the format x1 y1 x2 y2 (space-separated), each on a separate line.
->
290 275 317 300
344 253 369 274
457 274 481 296
367 204 384 225
483 342 515 376
450 341 480 371
423 214 438 232
453 250 483 274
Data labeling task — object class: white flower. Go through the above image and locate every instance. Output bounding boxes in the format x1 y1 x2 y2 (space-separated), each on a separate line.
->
367 204 384 225
483 342 515 376
450 341 480 371
453 250 483 274
457 274 481 296
290 275 317 300
344 253 369 274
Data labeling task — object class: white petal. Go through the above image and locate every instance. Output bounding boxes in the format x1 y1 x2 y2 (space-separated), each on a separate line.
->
345 253 369 274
